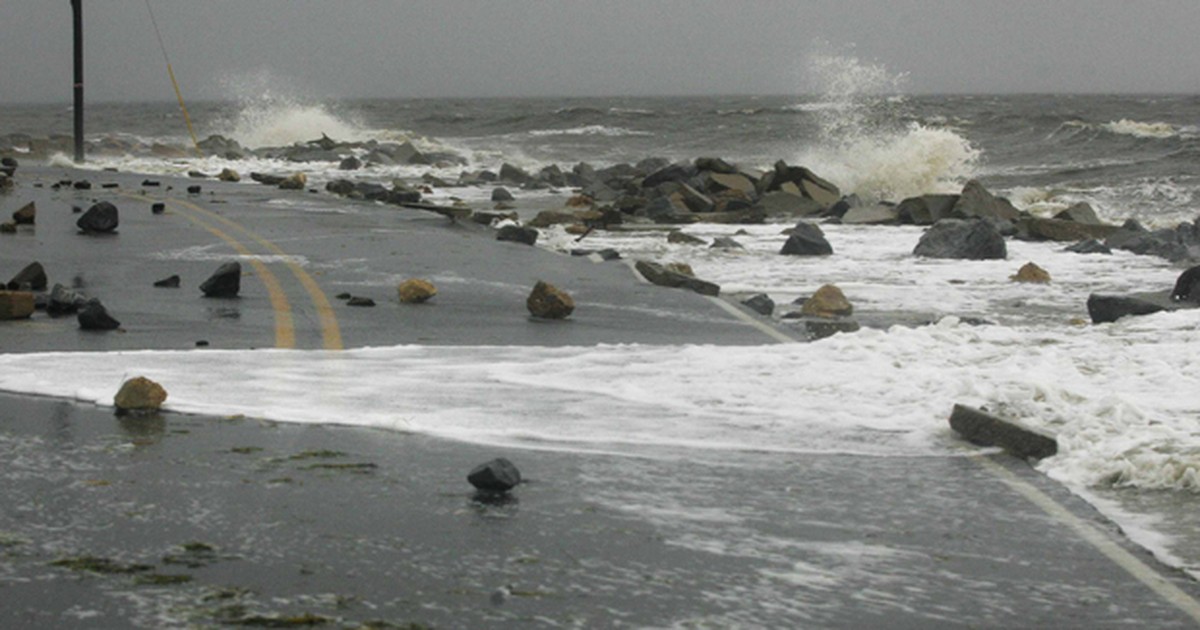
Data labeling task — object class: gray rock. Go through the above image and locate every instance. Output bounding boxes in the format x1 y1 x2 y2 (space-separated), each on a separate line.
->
667 231 707 246
1087 292 1170 323
741 293 774 316
200 262 241 298
759 191 823 217
710 236 745 250
499 163 533 185
634 260 720 296
338 155 362 170
694 157 738 174
491 187 515 202
496 225 538 246
11 202 35 225
76 201 119 233
325 179 356 196
896 194 960 225
1017 217 1118 242
780 221 833 256
952 180 1020 222
841 204 900 226
913 219 1007 260
6 261 47 291
153 275 181 288
77 299 121 331
1172 265 1200 302
1054 201 1102 224
47 283 87 316
643 196 697 224
949 404 1057 460
468 458 522 492
642 162 697 188
249 172 285 186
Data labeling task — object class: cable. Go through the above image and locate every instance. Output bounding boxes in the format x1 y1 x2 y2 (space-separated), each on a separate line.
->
145 0 202 156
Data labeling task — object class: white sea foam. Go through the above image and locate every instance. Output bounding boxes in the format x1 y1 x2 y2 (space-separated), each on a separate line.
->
527 125 652 137
798 51 978 201
1101 119 1177 139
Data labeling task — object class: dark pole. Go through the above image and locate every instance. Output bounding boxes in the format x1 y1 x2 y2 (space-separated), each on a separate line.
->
72 0 84 163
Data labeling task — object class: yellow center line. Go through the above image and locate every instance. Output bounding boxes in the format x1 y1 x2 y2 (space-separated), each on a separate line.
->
125 193 295 349
155 196 343 351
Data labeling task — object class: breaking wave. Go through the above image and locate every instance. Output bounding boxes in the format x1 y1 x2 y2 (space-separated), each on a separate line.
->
1101 119 1178 139
528 125 653 137
797 50 978 201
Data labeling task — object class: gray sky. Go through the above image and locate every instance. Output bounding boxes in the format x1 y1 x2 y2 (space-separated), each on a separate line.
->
2 0 1198 103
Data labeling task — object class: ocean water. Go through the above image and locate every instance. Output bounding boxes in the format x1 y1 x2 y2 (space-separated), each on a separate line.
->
2 59 1200 581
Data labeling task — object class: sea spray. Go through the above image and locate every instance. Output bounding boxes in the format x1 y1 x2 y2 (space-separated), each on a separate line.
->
797 51 979 201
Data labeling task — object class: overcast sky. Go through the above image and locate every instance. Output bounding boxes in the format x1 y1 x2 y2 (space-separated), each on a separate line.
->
2 0 1198 103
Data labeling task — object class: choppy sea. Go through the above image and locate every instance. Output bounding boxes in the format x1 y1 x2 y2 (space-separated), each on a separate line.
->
2 64 1199 581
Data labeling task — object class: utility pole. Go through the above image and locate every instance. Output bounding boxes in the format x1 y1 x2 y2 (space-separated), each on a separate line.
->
72 0 84 163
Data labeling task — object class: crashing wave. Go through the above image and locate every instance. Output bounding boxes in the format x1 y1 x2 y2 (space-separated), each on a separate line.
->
1101 119 1177 139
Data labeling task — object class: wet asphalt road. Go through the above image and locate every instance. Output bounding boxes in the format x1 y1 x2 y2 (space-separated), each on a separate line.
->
2 167 1200 628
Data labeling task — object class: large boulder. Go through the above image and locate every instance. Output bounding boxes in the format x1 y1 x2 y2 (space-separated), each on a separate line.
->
78 299 121 331
1065 239 1112 255
694 157 738 175
0 290 34 320
11 201 35 225
278 173 307 190
200 262 241 298
46 283 87 316
1011 262 1051 283
1172 265 1200 302
642 162 697 189
398 279 437 304
800 284 853 318
642 196 697 224
1105 220 1197 262
634 260 720 296
841 204 900 226
499 163 533 185
1087 293 1165 323
759 190 824 218
496 225 538 246
1017 217 1118 242
703 172 756 197
780 221 833 256
896 194 959 225
468 458 522 492
667 231 707 246
217 168 241 183
949 404 1057 460
526 281 574 319
77 201 119 233
913 219 1007 260
114 376 168 414
764 161 840 209
1054 201 1103 224
741 293 775 316
952 180 1020 222
6 261 47 291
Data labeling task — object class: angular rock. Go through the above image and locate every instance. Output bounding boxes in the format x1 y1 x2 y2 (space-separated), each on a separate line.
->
1018 217 1117 242
842 204 900 225
7 261 47 291
398 279 437 304
151 203 166 215
0 290 35 320
1087 293 1168 323
527 280 575 319
704 171 757 197
674 183 715 214
780 221 833 256
1172 265 1200 302
1011 262 1051 283
634 260 720 296
1054 202 1102 224
694 157 738 174
76 201 119 233
200 262 241 298
114 376 168 414
710 236 744 250
153 274 181 288
667 231 707 246
12 201 35 225
0 222 15 234
78 299 120 331
47 283 87 316
499 163 533 185
952 180 1020 222
278 173 307 190
642 162 697 188
496 225 538 246
897 194 960 225
759 190 823 218
337 156 362 171
800 284 853 318
767 161 841 209
949 404 1057 460
741 293 775 316
217 168 241 183
913 219 1006 260
643 196 697 224
468 458 522 492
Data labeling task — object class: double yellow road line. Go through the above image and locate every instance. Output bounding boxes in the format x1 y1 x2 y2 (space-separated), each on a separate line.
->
127 194 343 350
